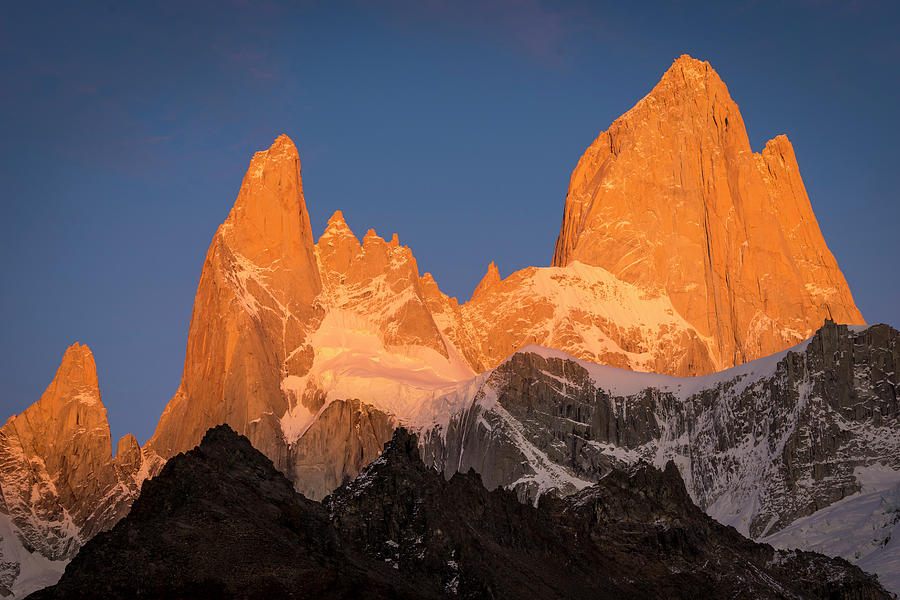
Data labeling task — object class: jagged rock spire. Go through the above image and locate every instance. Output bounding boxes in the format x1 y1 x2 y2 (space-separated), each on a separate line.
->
470 261 501 303
149 135 325 462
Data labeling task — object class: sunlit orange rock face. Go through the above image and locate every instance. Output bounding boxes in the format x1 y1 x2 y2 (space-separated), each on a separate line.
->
146 139 412 498
316 210 449 358
0 54 875 595
147 135 325 464
551 55 864 371
0 344 153 561
146 54 864 496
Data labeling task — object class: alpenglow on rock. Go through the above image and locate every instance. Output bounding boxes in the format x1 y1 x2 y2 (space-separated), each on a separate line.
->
0 344 159 597
146 55 871 504
147 134 325 467
3 52 884 598
145 136 456 500
550 55 864 372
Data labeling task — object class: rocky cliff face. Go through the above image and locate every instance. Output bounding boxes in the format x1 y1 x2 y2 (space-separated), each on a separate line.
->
147 135 324 466
316 211 449 359
4 52 883 597
143 55 867 500
421 321 899 588
412 56 866 378
0 344 159 597
30 426 891 600
145 137 471 504
551 55 864 371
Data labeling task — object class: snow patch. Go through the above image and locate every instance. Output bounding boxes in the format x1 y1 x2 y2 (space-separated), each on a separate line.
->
763 464 900 596
0 513 67 598
278 308 477 442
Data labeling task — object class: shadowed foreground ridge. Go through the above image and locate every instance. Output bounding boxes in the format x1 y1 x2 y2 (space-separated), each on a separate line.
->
29 426 890 600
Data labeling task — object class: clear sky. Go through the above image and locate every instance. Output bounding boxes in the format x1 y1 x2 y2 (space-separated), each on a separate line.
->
1 1 898 446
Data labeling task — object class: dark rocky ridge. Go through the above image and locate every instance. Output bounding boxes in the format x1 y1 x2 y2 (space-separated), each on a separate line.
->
29 425 890 599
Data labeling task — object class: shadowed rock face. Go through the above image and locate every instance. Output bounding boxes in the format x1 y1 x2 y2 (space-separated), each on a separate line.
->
425 322 899 542
551 55 863 370
286 398 396 500
29 426 890 600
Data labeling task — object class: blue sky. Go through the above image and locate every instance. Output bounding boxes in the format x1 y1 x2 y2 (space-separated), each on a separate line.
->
1 0 898 445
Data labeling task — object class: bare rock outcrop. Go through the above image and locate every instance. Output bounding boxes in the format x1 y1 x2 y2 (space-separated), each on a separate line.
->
315 211 450 358
424 322 899 544
550 55 864 371
147 135 324 465
0 344 157 596
146 140 447 503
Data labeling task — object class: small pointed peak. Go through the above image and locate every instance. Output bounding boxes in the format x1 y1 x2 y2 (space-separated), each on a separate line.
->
62 341 94 362
267 134 299 157
763 134 793 153
672 54 709 69
658 54 723 91
114 433 142 471
241 135 300 178
419 272 439 295
58 342 98 387
243 135 300 184
328 210 347 226
382 427 420 462
761 134 797 167
665 54 713 77
389 233 399 247
33 342 102 412
200 423 243 445
320 209 356 240
116 433 140 456
470 261 502 303
419 272 459 307
362 229 385 246
219 133 322 301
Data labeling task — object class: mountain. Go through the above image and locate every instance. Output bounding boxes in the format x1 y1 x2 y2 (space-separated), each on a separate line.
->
423 322 899 533
0 344 160 597
146 134 326 466
29 425 891 599
144 139 471 499
404 55 866 378
0 54 889 595
551 55 863 371
146 55 865 488
418 320 900 591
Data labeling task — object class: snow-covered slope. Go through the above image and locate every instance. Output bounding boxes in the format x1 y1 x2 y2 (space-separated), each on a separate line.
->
764 464 900 595
278 308 473 444
0 514 66 598
452 261 721 376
